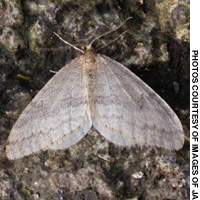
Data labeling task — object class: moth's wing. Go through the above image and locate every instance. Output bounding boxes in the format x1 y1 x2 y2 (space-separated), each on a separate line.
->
6 57 92 160
93 55 184 150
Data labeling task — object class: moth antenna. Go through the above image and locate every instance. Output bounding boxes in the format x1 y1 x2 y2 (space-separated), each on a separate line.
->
97 30 128 51
53 32 84 54
88 17 132 48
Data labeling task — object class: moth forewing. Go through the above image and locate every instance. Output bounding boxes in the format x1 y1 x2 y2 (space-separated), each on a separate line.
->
6 50 184 160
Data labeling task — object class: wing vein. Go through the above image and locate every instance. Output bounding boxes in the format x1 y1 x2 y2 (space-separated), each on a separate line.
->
103 57 136 105
102 58 129 145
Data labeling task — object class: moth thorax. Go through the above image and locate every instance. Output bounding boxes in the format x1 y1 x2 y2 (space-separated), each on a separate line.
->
82 49 96 69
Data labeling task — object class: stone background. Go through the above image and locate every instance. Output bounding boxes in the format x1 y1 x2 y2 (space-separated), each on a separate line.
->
0 0 189 199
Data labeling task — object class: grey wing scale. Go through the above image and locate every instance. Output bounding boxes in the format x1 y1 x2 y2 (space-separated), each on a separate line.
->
93 55 184 150
6 52 184 160
6 58 92 160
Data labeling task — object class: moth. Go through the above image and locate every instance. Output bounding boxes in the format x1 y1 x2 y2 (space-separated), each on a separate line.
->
6 33 184 160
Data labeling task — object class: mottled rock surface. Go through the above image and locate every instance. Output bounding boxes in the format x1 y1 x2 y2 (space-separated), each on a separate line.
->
0 0 189 199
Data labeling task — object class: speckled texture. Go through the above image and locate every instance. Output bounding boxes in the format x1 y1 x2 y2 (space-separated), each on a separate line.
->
0 0 189 199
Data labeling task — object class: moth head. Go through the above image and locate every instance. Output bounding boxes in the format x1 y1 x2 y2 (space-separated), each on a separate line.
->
80 44 96 55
